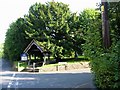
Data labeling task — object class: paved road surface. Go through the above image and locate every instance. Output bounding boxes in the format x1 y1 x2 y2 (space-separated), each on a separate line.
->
0 59 97 90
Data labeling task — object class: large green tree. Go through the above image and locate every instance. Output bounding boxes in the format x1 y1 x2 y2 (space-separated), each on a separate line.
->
109 2 120 40
67 13 84 57
4 18 30 61
4 2 84 61
24 2 83 59
79 9 101 57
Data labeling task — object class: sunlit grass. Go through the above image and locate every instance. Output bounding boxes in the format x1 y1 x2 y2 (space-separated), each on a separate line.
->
14 56 89 71
14 61 27 71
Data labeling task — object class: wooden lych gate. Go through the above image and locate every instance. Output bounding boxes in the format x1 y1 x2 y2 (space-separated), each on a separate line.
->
23 39 51 67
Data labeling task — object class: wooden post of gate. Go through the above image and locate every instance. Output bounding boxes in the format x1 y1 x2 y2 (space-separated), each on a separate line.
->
33 63 36 72
57 62 67 71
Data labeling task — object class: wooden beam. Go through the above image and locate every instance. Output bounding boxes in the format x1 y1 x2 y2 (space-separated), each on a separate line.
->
101 0 110 48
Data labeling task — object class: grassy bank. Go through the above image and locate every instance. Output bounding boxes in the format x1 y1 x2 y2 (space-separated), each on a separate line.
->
14 56 89 71
14 61 27 71
0 43 3 58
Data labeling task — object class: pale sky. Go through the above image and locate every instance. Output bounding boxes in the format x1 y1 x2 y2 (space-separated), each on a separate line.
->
0 0 100 44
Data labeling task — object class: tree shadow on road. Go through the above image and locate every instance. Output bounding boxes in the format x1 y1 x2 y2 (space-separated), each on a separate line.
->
0 59 13 72
1 71 97 89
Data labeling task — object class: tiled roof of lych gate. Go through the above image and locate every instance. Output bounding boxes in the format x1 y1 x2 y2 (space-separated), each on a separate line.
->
23 39 43 53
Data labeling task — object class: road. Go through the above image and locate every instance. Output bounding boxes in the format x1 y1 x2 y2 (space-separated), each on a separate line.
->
0 59 97 90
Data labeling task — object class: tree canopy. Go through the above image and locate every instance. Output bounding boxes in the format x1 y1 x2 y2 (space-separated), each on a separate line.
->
4 18 30 61
3 1 120 89
4 2 84 61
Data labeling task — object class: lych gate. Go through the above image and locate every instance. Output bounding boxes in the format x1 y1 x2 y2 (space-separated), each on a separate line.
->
23 39 50 67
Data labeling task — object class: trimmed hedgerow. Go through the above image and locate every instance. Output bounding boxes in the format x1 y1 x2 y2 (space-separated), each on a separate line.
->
82 3 120 89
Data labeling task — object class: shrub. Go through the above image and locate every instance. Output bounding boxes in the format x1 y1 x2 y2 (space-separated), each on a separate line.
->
82 4 120 89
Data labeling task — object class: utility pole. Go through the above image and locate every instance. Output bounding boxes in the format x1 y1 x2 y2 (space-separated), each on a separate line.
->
101 0 110 49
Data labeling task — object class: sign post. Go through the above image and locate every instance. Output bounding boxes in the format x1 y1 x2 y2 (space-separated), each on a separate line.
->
21 53 28 61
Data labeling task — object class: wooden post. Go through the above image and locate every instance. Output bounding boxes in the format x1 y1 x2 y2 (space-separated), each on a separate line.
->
34 54 36 60
28 55 31 65
18 62 19 72
48 54 50 62
29 55 31 61
33 63 36 72
101 0 110 48
43 57 46 66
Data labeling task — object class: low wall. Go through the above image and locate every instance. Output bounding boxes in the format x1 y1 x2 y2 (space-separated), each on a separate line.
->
39 62 90 72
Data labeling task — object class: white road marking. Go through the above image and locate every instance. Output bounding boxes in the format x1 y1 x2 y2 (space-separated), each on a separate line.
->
75 82 90 88
15 80 19 88
7 73 16 88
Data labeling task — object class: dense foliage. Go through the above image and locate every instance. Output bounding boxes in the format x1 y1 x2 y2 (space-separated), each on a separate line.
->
4 1 120 89
4 2 83 61
82 2 120 89
0 43 3 58
4 18 30 61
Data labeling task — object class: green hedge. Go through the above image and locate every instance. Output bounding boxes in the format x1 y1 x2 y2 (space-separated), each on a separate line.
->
83 30 120 89
82 6 120 89
90 41 120 89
